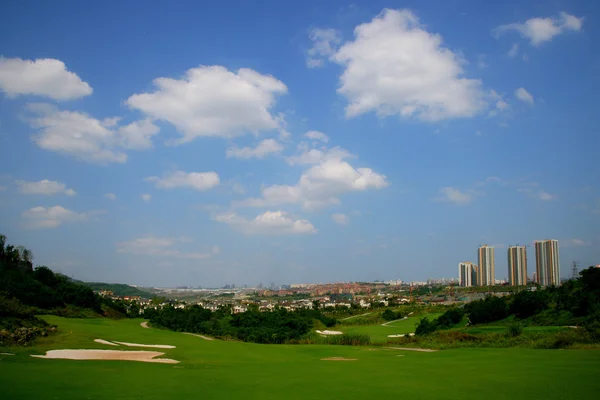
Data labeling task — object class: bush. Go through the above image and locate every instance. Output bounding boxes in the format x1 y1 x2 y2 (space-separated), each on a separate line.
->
507 322 523 337
415 317 437 336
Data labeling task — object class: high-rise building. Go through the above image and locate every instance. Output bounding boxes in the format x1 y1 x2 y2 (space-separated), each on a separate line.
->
458 262 477 287
478 245 495 286
507 246 528 286
535 240 560 286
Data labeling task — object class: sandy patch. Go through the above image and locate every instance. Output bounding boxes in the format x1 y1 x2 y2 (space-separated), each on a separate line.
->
31 349 179 363
95 339 119 346
183 333 214 341
385 347 438 352
140 321 149 329
321 357 357 361
387 333 414 338
316 330 343 335
113 341 175 349
0 352 15 356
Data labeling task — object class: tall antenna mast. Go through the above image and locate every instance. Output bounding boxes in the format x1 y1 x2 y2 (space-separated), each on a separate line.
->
571 261 580 279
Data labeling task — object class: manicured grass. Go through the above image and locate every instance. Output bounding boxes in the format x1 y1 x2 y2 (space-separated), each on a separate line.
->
338 313 442 343
1 316 599 399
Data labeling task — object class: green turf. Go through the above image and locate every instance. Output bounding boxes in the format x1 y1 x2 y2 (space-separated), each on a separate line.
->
338 313 442 343
1 316 599 399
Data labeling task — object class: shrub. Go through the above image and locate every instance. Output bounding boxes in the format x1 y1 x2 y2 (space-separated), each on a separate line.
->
507 322 523 337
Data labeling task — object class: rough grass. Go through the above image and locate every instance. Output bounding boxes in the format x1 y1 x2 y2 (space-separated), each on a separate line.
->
1 316 599 399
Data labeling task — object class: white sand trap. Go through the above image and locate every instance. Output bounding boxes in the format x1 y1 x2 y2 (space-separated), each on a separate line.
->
31 349 179 363
140 321 149 329
95 339 119 346
0 352 15 356
388 334 405 338
385 347 438 352
183 333 214 341
321 357 357 361
113 341 175 349
316 330 343 335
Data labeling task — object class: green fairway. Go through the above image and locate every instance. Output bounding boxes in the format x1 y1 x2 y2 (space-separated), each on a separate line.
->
338 313 442 343
1 317 599 399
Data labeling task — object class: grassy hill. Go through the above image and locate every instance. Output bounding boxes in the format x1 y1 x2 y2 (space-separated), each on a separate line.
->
83 282 156 298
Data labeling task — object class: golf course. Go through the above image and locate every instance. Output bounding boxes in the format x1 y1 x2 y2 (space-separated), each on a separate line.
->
1 316 599 400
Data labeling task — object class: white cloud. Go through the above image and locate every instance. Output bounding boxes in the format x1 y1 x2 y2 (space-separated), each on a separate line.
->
435 187 473 205
214 211 316 235
0 57 92 100
331 213 349 226
22 205 93 229
508 43 519 57
306 28 342 68
145 171 220 191
515 87 534 105
117 236 214 259
104 193 117 200
16 179 76 196
331 9 485 121
25 103 160 164
286 146 352 166
243 156 388 210
517 185 555 201
126 65 287 144
141 194 152 202
494 12 583 46
226 138 284 159
569 238 589 246
305 130 329 142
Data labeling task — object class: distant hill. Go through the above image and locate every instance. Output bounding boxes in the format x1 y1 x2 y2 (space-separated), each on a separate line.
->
83 282 156 298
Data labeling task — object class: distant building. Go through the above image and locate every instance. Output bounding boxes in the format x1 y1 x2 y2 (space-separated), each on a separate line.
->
535 240 560 286
478 245 495 286
507 246 528 286
458 262 477 287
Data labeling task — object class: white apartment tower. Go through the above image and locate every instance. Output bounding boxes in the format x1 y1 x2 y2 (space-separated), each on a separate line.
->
458 262 477 287
535 240 560 286
478 245 495 286
507 246 528 286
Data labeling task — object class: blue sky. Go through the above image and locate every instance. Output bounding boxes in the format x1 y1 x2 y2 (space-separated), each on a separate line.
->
0 0 598 287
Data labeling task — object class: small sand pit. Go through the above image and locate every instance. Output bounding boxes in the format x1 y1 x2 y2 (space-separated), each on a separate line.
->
31 349 179 364
0 352 15 356
140 322 149 329
388 334 405 338
95 339 119 346
321 357 357 361
316 330 343 335
113 341 175 349
183 333 214 341
385 347 438 352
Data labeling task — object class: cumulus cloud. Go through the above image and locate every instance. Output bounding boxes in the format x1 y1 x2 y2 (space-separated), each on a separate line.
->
141 194 152 202
305 130 329 143
117 236 215 259
518 186 555 201
104 193 117 200
515 87 534 105
0 57 92 100
286 146 352 166
330 9 485 121
226 138 284 159
22 205 93 229
214 211 316 235
435 187 474 205
242 155 387 210
331 213 349 226
145 171 220 191
306 28 342 68
16 179 76 196
126 66 287 144
25 103 160 164
494 12 583 46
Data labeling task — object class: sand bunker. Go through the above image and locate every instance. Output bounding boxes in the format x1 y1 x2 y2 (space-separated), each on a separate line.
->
321 357 357 361
31 349 179 363
112 341 175 349
387 333 415 338
0 352 15 356
95 339 119 346
316 330 343 335
385 347 438 352
183 333 214 341
140 322 149 329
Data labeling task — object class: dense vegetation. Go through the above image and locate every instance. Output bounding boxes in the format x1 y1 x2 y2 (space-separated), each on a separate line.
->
83 282 153 298
147 304 337 344
0 294 56 345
